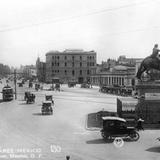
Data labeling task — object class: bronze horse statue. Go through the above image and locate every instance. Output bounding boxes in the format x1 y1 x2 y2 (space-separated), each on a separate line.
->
136 56 160 80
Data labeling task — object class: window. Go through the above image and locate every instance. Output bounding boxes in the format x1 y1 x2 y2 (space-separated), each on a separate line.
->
57 63 59 66
65 56 67 60
72 62 74 67
72 70 75 76
80 56 82 60
87 70 90 75
80 70 82 75
80 62 82 67
65 62 67 67
52 62 54 66
72 56 74 60
65 70 67 75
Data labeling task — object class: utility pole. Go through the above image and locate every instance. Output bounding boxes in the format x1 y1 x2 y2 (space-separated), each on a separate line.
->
14 69 17 100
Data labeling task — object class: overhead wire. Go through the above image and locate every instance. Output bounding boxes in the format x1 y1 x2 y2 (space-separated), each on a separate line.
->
0 0 154 33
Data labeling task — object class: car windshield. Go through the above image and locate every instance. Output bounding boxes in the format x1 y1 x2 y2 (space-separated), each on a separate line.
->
43 103 51 107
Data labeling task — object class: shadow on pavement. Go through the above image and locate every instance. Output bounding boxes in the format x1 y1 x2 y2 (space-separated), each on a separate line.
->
19 102 34 105
32 113 53 116
32 113 42 116
86 138 113 144
146 146 160 153
18 99 25 101
86 137 135 144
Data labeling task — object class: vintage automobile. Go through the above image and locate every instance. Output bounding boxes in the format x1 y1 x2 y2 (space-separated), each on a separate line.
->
100 116 140 141
41 101 53 115
35 83 40 91
55 83 60 91
68 81 76 88
81 83 90 88
45 95 54 104
26 93 35 104
18 82 23 87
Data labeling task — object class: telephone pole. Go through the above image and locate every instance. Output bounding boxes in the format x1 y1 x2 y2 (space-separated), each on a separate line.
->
14 69 17 100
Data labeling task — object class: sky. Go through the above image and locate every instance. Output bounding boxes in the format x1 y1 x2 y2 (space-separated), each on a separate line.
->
0 0 160 67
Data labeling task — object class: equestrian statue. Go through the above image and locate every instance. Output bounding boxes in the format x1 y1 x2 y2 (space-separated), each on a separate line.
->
136 44 160 80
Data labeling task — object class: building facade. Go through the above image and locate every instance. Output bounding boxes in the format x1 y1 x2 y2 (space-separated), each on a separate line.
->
45 49 97 83
90 65 135 87
118 55 142 66
21 65 36 79
36 57 46 82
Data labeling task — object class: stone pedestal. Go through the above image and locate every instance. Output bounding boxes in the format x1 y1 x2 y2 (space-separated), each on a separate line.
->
136 82 160 126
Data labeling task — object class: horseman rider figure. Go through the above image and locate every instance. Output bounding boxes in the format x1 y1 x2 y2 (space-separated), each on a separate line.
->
136 44 160 80
150 44 160 62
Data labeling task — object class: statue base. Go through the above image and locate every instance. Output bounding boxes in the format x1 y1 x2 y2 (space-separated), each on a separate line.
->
136 81 160 127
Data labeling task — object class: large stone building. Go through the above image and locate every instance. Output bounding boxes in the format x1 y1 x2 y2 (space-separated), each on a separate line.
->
91 56 143 87
45 49 97 83
90 65 136 87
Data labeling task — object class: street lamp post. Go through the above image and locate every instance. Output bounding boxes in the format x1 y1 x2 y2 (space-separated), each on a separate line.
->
14 69 17 100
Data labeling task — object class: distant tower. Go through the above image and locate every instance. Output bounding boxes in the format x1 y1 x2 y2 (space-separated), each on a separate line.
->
36 57 40 68
36 57 40 80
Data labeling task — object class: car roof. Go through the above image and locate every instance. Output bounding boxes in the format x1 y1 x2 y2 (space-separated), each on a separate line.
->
102 116 126 122
43 101 52 104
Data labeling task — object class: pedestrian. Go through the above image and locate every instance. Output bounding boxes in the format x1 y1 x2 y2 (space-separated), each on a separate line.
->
136 118 144 131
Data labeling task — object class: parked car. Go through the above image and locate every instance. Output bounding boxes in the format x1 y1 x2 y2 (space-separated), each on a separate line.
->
55 83 60 91
41 101 53 115
68 81 76 88
100 116 140 141
81 83 90 88
18 82 23 87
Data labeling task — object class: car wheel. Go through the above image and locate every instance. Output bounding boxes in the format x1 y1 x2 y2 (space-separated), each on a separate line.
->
130 131 140 141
